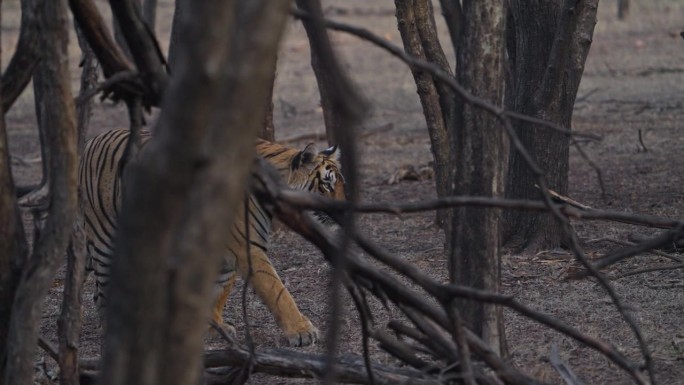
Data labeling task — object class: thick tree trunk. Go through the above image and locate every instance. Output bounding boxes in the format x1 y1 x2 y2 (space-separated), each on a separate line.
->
450 0 507 356
504 0 597 250
395 0 455 227
3 0 78 382
99 2 291 385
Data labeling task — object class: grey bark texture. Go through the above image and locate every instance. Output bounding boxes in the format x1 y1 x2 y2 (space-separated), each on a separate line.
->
449 0 507 356
504 0 598 250
395 0 455 227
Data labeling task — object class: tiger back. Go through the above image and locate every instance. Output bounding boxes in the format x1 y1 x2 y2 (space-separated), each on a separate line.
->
79 129 344 347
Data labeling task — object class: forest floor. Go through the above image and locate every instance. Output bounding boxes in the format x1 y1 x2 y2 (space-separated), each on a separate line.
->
4 0 684 384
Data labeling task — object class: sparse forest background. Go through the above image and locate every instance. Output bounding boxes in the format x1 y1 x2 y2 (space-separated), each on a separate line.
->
1 0 683 384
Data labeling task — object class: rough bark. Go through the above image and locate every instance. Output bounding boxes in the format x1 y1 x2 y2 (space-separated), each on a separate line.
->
99 2 291 385
395 0 454 227
450 0 507 356
3 0 78 383
504 0 597 250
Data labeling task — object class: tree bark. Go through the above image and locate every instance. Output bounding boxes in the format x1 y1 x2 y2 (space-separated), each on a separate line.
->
504 0 597 250
295 0 340 146
395 0 455 227
3 0 78 382
450 0 507 356
99 2 291 385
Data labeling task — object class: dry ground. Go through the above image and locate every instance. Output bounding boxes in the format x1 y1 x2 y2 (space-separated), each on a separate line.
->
4 0 684 384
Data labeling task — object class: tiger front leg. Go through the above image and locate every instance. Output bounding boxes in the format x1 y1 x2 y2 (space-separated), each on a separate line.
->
238 249 319 347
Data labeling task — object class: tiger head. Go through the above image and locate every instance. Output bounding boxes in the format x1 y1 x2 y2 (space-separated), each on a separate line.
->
289 143 345 224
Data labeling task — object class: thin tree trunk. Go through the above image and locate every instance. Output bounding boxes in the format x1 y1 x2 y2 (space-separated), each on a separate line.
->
56 23 97 385
3 0 78 382
1 0 41 115
504 0 597 250
167 0 186 71
0 0 30 376
295 0 339 146
437 0 461 61
450 0 507 356
395 0 454 227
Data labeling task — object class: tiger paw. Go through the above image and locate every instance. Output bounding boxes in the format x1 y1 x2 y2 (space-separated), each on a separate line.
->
284 320 319 347
208 321 237 341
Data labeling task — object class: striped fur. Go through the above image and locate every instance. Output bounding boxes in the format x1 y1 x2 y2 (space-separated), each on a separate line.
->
80 129 343 347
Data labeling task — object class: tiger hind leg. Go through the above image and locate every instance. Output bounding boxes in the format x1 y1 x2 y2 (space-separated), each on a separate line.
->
210 274 237 338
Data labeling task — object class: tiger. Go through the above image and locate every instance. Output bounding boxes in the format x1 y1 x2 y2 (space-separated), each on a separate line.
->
79 128 344 347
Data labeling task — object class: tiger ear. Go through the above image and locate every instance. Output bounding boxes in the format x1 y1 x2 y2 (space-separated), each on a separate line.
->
293 142 317 169
321 145 341 162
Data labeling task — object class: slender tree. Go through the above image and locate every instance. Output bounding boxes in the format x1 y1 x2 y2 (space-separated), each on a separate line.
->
395 0 454 227
450 0 507 356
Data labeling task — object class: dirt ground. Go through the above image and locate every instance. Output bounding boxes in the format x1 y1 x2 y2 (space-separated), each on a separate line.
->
4 0 684 384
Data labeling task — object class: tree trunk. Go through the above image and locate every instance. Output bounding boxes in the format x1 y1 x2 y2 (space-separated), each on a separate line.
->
99 2 291 385
3 0 78 382
449 0 507 356
395 0 455 227
1 0 41 115
295 0 340 146
0 0 30 373
504 0 597 250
